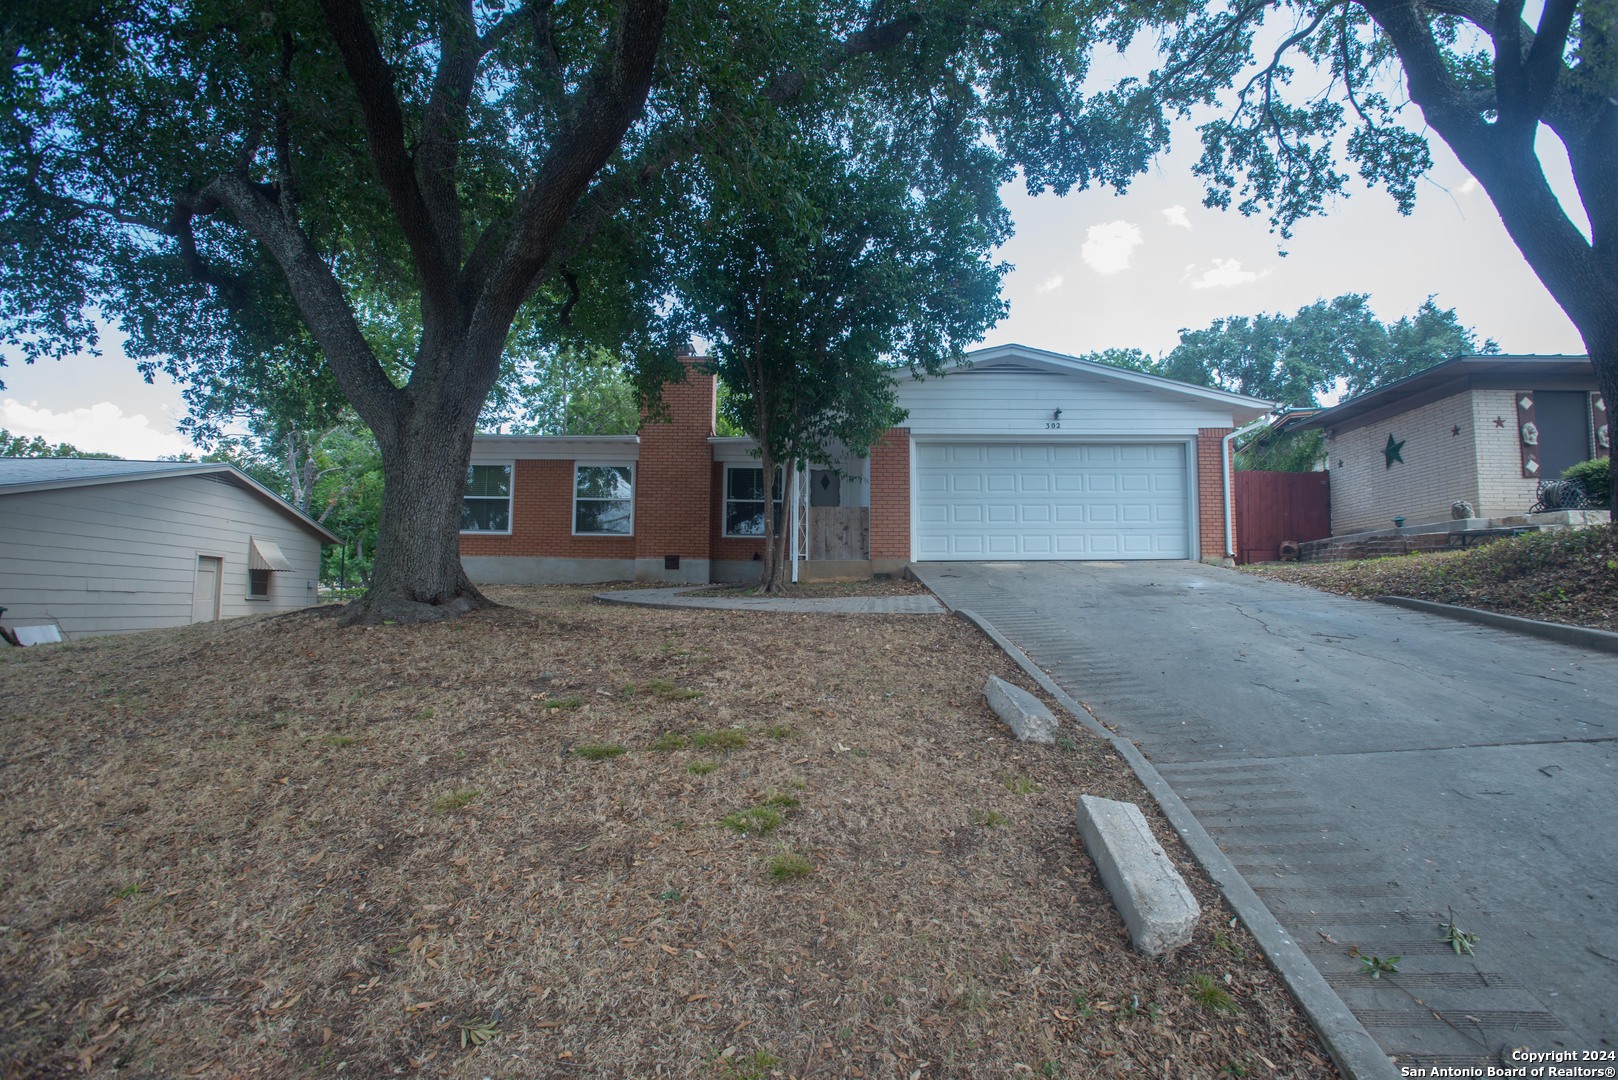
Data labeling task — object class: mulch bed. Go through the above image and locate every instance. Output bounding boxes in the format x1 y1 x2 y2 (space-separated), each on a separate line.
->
1245 523 1618 633
1 585 1337 1078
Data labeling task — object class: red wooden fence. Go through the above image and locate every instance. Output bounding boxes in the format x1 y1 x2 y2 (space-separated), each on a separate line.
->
1234 471 1331 564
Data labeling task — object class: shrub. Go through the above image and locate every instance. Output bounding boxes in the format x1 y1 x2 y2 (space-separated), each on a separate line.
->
1562 458 1611 506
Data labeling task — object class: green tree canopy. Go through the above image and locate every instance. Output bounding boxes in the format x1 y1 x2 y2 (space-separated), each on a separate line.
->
1127 0 1614 505
670 106 1009 591
1 0 1170 621
0 428 121 459
1091 293 1493 407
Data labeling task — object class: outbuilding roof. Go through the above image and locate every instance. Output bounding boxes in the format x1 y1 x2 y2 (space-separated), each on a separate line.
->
0 458 340 544
1292 354 1594 432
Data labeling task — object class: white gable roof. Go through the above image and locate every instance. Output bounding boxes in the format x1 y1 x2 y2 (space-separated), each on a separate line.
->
958 344 1273 414
0 458 339 544
893 344 1272 438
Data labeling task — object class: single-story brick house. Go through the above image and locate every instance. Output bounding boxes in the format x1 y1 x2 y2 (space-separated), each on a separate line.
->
1292 354 1607 535
0 458 336 637
459 344 1273 584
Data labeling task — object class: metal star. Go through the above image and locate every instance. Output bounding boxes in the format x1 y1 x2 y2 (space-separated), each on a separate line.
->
1452 425 1461 436
1384 433 1405 468
1494 416 1506 428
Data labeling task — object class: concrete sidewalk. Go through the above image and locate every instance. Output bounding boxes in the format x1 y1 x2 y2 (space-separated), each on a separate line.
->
594 585 945 614
915 560 1618 1067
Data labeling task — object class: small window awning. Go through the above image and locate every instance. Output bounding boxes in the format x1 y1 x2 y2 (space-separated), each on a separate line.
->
248 537 295 572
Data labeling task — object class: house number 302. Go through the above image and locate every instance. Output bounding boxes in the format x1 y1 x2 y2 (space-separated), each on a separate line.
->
1045 421 1062 429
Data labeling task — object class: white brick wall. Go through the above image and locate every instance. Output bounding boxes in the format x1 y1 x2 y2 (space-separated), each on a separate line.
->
1324 391 1480 533
1473 389 1542 516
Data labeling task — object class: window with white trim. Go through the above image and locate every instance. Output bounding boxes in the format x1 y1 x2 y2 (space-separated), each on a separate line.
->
461 464 512 532
573 464 634 535
248 569 271 598
723 465 784 537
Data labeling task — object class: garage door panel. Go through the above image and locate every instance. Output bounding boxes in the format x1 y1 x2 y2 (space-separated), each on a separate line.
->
916 441 1190 560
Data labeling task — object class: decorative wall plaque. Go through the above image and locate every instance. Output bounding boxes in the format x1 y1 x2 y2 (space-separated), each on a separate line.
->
1516 391 1538 477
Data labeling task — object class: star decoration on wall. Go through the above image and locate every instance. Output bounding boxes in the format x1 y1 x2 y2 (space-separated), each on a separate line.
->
1494 416 1506 427
1384 433 1406 468
1452 425 1461 436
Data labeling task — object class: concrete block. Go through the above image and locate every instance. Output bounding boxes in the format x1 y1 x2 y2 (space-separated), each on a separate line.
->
984 675 1059 743
1075 794 1200 956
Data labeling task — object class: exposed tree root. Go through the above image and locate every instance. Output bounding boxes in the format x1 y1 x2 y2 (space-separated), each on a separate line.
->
336 588 500 626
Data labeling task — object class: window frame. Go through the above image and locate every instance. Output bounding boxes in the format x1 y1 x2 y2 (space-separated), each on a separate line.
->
571 463 636 537
722 464 786 539
246 567 272 599
460 462 515 535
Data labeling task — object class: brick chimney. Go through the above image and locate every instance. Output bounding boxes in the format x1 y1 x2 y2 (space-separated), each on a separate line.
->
633 358 716 582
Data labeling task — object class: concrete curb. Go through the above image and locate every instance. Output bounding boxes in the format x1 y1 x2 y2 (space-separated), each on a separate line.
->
1374 595 1618 655
955 606 1398 1080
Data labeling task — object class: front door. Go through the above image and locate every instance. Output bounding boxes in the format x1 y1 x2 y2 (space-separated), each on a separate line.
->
192 556 222 623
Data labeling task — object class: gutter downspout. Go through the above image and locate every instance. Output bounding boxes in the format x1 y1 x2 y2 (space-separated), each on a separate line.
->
789 460 802 585
1222 416 1272 564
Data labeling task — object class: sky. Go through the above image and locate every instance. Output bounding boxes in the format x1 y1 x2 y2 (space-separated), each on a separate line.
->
0 108 1586 460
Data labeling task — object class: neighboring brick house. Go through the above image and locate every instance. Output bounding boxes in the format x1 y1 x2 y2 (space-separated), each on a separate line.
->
1293 354 1607 535
458 344 1273 584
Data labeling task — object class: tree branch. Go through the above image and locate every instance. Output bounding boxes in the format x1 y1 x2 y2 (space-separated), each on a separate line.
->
465 0 671 377
417 0 482 270
316 0 458 324
201 173 404 430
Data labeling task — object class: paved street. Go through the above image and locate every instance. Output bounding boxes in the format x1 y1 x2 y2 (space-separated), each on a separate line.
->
914 560 1618 1065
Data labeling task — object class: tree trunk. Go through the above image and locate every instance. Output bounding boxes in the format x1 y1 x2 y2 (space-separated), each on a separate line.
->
758 453 797 594
339 393 494 625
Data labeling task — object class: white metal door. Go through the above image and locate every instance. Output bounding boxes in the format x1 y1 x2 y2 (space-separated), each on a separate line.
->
914 442 1191 560
192 556 222 622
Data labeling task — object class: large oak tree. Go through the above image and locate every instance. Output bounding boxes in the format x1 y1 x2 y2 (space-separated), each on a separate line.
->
1 0 1157 622
1134 0 1616 509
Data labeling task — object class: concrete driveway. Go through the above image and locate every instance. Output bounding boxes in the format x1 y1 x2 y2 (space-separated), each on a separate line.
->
913 560 1618 1064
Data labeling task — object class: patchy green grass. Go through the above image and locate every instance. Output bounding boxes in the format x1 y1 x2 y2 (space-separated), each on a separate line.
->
765 851 814 881
322 734 359 748
430 788 481 814
972 809 1010 828
543 694 584 710
1190 973 1237 1012
719 806 784 836
640 677 704 701
574 743 627 761
687 759 719 776
692 728 749 751
1247 523 1618 632
647 732 691 751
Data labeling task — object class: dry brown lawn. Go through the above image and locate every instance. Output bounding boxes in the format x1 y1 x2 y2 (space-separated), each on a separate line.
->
1 586 1338 1079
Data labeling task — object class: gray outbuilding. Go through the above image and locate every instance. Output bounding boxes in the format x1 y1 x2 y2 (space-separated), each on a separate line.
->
0 459 337 638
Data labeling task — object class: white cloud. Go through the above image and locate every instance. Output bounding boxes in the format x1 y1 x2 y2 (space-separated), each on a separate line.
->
0 398 194 459
1187 258 1270 290
1081 221 1144 275
1162 205 1192 229
1457 176 1480 195
1036 273 1066 294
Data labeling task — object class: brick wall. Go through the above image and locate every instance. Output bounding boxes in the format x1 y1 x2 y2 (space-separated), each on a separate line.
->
1322 391 1480 533
869 428 911 560
1473 389 1546 516
1196 428 1233 559
459 458 635 559
633 362 716 565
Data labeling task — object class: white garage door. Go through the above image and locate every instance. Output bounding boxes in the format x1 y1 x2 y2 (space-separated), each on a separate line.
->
915 442 1191 560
